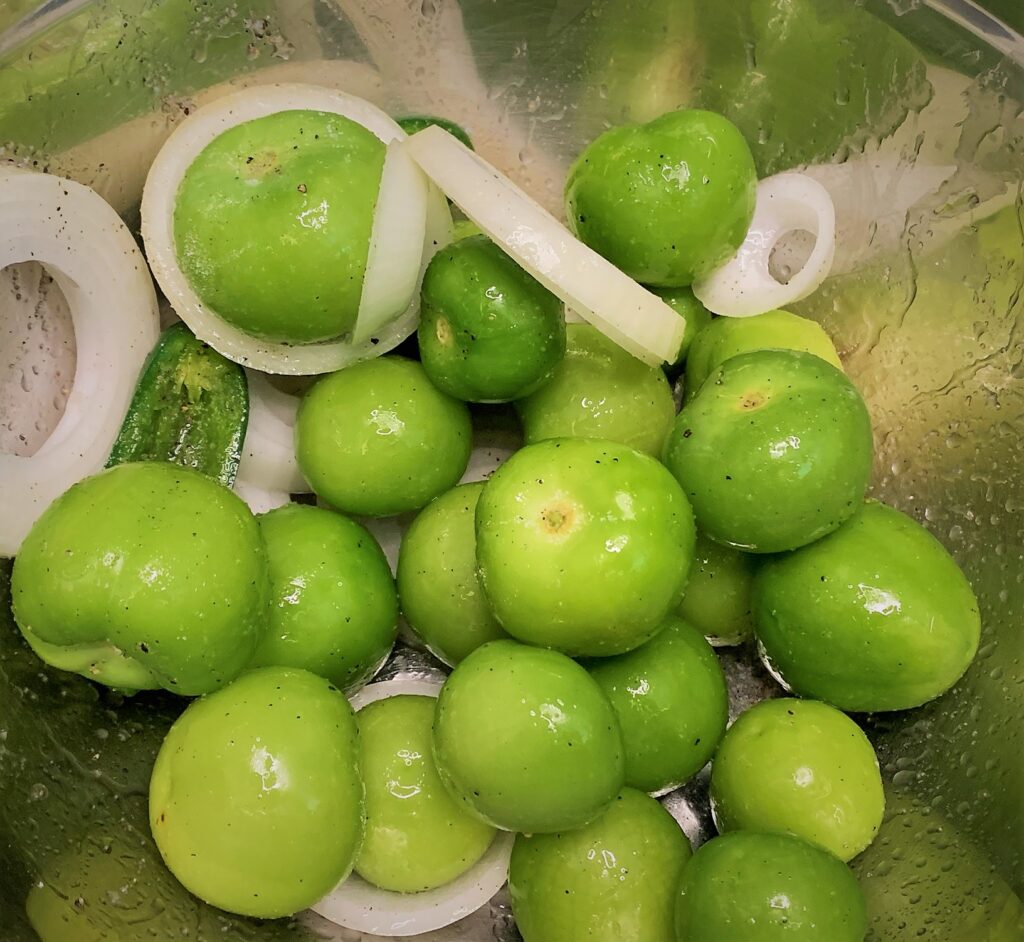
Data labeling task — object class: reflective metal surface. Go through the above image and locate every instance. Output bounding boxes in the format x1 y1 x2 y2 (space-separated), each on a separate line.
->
0 1 1021 940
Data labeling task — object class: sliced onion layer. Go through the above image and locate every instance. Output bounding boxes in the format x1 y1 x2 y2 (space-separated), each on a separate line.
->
312 674 514 937
232 479 291 515
352 139 429 344
141 84 451 375
355 513 410 575
405 125 684 366
236 370 309 494
0 169 160 556
693 173 836 317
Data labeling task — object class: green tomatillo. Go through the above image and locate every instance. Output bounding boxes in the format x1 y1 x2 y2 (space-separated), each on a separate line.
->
676 831 867 942
418 234 566 402
677 532 756 646
587 617 728 793
11 461 268 696
296 356 472 517
248 504 398 692
397 482 510 666
149 667 364 918
684 308 841 401
432 640 625 833
510 788 691 942
174 110 385 343
753 501 981 712
476 438 696 656
355 694 496 892
565 108 757 286
514 323 676 458
710 698 884 861
396 115 474 149
664 349 872 553
652 286 714 368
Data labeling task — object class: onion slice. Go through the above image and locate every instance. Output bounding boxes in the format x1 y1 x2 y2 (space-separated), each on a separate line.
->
352 140 429 344
236 370 309 494
692 173 836 317
404 125 685 366
0 169 160 556
312 675 515 937
141 84 450 375
232 479 291 515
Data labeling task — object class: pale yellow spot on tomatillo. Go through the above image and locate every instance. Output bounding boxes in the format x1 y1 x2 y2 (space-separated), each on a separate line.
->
738 390 767 411
435 316 454 347
537 499 581 539
242 150 279 180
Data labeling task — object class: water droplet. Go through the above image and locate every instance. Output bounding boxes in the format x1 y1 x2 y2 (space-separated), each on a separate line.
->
28 783 48 801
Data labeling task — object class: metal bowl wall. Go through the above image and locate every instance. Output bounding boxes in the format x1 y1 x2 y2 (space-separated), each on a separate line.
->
0 1 1020 940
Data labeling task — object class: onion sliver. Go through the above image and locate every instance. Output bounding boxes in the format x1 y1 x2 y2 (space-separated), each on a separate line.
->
313 674 514 937
352 140 429 344
0 169 160 557
141 84 447 375
692 173 836 317
232 479 291 515
237 370 309 494
404 126 685 366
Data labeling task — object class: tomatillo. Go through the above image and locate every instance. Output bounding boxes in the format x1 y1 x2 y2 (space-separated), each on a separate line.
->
753 501 981 712
565 109 756 286
432 640 624 833
149 667 364 918
12 461 268 696
510 788 690 942
476 438 695 656
664 349 872 553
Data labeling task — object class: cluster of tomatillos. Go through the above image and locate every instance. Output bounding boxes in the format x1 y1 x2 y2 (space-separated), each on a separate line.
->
8 99 980 942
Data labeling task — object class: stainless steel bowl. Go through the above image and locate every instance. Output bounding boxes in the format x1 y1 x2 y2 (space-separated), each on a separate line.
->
0 1 1021 940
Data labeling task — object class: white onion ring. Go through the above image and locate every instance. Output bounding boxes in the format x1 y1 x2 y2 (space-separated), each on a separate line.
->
0 169 160 556
312 675 514 937
405 126 685 366
232 479 291 515
692 173 836 317
141 84 450 375
236 370 309 494
356 514 410 576
352 139 429 344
